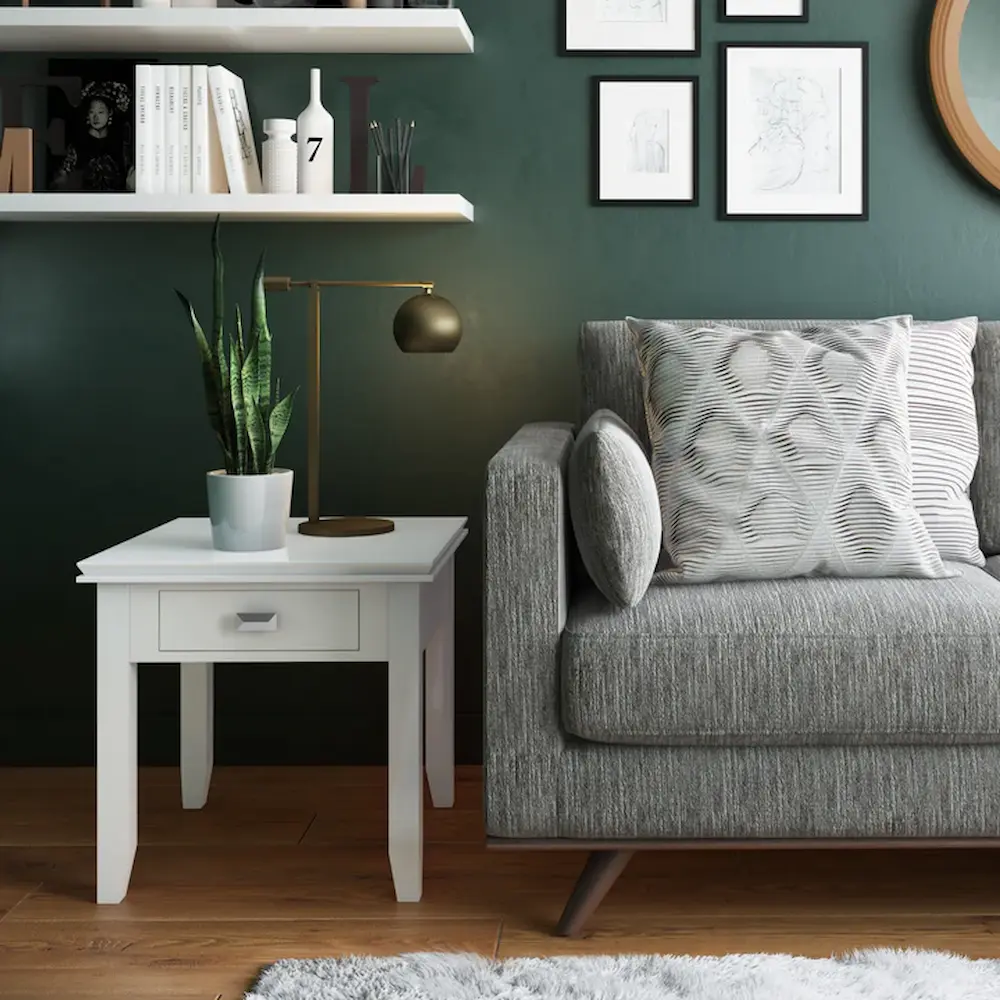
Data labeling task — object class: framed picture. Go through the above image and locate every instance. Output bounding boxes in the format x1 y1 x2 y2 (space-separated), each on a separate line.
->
720 43 869 220
564 0 700 56
593 76 699 205
47 58 137 193
719 0 808 22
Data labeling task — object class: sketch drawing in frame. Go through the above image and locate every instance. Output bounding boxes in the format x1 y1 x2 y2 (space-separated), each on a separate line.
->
564 0 700 56
719 0 808 22
720 43 869 220
593 76 699 205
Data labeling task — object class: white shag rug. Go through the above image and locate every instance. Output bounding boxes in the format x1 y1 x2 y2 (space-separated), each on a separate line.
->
245 949 1000 1000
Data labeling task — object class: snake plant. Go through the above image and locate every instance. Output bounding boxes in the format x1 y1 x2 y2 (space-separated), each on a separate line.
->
176 219 296 476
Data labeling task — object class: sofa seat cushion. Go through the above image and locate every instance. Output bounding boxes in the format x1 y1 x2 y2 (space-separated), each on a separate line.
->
562 565 1000 747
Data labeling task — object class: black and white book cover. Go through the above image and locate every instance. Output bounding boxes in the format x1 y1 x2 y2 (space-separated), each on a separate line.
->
47 58 139 193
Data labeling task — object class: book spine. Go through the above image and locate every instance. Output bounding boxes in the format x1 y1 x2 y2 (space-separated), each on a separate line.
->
208 65 248 194
150 66 166 195
134 64 152 194
191 65 209 195
225 69 263 194
207 89 229 194
179 65 192 195
165 65 180 195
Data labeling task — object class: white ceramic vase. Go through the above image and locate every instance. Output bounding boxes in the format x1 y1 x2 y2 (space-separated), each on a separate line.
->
206 469 293 552
262 118 298 194
296 68 334 195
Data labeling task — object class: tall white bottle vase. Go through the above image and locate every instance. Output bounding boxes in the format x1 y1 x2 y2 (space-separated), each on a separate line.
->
296 68 334 195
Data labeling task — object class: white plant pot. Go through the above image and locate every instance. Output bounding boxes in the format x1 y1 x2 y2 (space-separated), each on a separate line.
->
206 469 293 552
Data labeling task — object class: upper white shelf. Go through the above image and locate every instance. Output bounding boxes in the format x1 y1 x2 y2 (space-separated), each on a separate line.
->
0 7 475 54
0 193 475 223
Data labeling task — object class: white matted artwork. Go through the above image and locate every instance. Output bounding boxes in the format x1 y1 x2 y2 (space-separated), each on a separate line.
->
594 77 698 204
721 0 807 20
722 44 868 219
565 0 699 54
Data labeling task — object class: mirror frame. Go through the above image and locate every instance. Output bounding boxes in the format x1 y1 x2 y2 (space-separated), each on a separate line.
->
930 0 1000 190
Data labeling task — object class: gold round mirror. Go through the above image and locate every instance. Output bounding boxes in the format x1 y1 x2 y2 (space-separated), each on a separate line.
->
931 0 1000 190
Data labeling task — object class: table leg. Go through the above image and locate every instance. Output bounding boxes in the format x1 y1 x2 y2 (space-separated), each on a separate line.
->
180 662 214 810
388 583 423 903
96 585 137 905
425 558 455 809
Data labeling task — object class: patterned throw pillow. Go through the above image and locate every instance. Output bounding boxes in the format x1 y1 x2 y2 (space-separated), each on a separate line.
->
568 410 662 607
627 315 953 583
909 318 983 566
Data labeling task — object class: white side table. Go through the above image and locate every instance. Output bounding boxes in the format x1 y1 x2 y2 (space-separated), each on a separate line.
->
77 516 467 905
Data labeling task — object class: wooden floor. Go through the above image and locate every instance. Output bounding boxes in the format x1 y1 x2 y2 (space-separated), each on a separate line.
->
3 767 1000 999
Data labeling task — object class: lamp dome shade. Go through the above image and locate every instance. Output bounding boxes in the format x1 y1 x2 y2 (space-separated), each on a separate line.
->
393 292 462 353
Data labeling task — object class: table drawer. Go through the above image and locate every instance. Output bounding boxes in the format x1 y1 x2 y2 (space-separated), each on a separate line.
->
158 589 360 653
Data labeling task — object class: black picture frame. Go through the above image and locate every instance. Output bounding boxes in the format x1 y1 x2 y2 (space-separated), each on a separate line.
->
46 57 138 193
592 75 700 207
562 0 702 58
718 0 809 23
719 42 870 222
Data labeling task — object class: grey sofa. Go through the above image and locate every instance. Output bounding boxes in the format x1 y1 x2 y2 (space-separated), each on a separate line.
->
484 319 1000 936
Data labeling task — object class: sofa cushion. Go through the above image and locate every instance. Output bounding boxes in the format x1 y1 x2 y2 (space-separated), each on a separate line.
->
568 410 662 608
628 315 951 583
562 565 1000 747
908 318 983 566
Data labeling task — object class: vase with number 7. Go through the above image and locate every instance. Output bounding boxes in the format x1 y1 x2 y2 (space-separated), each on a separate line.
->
296 68 334 195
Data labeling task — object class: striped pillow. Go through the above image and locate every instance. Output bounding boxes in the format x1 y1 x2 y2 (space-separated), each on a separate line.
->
628 315 953 583
909 318 983 566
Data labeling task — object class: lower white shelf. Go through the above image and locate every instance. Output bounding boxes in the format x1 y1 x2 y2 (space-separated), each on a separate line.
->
0 193 474 223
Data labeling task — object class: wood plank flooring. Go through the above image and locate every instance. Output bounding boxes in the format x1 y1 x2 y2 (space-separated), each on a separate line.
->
3 766 1000 998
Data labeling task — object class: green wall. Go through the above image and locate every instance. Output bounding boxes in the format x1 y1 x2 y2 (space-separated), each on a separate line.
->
1 0 998 765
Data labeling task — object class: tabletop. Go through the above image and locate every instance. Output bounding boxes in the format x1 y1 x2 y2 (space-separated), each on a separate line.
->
77 517 469 585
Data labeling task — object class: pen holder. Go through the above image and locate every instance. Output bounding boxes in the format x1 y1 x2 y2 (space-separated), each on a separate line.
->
375 153 411 194
370 119 415 194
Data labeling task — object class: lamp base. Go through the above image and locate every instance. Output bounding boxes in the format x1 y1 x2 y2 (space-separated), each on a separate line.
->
298 517 396 538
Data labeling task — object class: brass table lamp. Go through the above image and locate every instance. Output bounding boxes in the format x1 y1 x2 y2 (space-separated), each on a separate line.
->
262 276 462 538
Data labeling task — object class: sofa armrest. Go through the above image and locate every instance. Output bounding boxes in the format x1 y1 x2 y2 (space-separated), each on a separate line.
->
484 422 574 839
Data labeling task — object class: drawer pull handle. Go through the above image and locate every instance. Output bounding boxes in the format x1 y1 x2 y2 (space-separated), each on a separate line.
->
236 612 278 632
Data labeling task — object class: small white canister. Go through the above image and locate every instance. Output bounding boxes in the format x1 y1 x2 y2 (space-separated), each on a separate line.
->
262 119 298 195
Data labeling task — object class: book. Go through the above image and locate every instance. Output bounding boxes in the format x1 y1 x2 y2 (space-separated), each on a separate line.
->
150 65 166 195
134 64 152 194
206 85 229 194
179 65 192 195
191 65 208 194
208 65 262 195
191 65 228 194
165 65 180 195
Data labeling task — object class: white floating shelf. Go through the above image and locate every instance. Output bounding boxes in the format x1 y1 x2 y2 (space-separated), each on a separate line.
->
0 7 474 54
0 193 475 223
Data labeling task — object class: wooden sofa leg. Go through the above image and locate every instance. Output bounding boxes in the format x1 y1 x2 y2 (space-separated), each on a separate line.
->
555 850 634 938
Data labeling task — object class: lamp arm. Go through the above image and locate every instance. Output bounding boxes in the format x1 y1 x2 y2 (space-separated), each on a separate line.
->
263 277 434 293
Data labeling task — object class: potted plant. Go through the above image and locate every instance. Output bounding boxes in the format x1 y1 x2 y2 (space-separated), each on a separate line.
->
176 220 297 552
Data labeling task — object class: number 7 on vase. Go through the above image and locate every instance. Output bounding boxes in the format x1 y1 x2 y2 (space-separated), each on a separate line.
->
297 67 334 195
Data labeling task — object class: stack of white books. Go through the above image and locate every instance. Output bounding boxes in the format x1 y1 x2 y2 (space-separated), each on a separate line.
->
134 65 264 196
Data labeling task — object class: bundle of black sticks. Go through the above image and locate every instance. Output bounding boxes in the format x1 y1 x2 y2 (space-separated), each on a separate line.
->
369 118 415 193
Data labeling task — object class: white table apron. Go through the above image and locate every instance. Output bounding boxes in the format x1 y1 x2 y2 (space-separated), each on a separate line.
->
81 517 464 905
